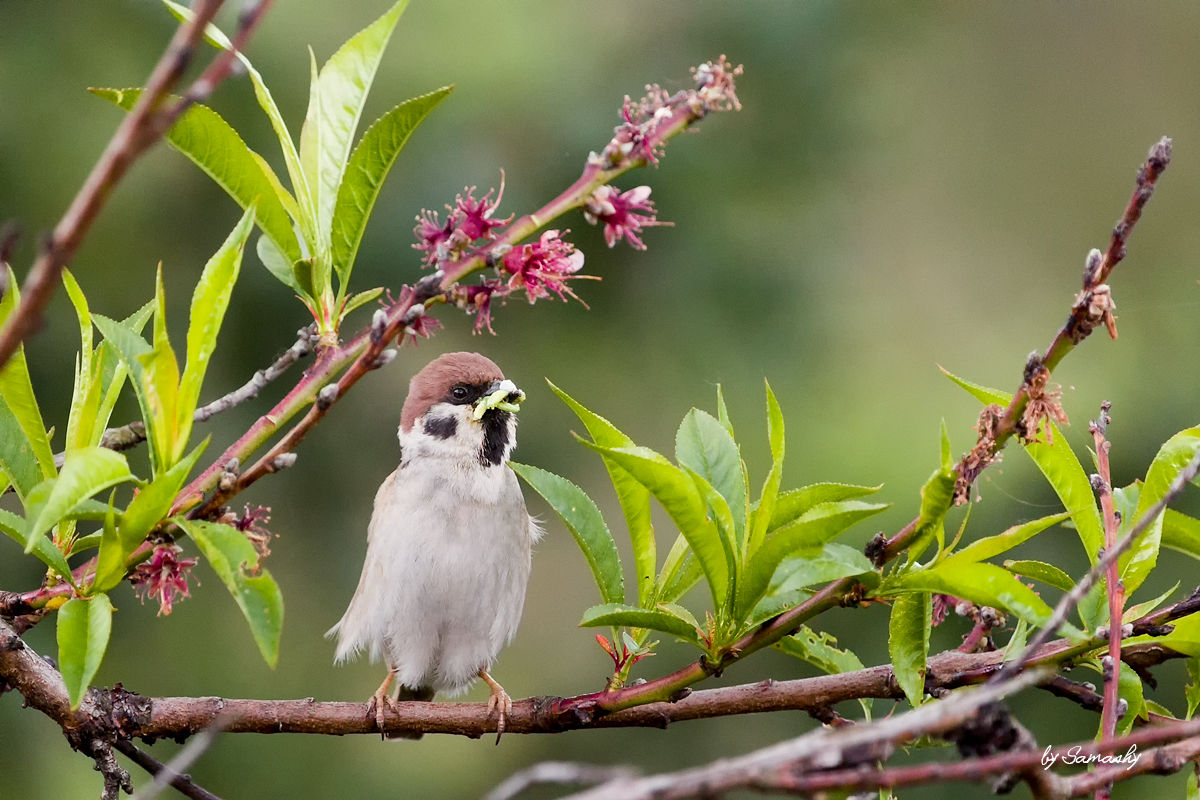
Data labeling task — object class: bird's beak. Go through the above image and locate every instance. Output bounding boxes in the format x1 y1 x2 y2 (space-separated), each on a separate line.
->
472 379 525 420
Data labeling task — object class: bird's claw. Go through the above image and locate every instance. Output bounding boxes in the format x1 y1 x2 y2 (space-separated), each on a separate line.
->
367 674 401 736
485 684 512 743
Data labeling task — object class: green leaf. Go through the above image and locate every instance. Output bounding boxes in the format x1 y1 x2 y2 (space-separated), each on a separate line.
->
56 594 113 710
746 380 786 558
1163 509 1200 562
1124 426 1200 596
340 287 384 319
550 381 656 606
0 266 56 482
587 443 728 612
889 592 930 707
685 467 740 608
939 419 952 470
656 538 703 604
676 408 747 546
907 468 955 566
92 491 124 594
511 462 624 605
163 0 313 235
737 500 889 620
0 508 71 578
90 89 302 265
96 441 208 593
769 483 882 531
1115 662 1146 735
939 366 1012 406
256 236 306 296
25 448 131 553
62 270 95 451
943 513 1070 566
0 395 42 501
772 543 878 596
1123 582 1177 623
331 87 451 288
715 384 735 439
178 519 283 667
308 1 408 239
746 589 813 627
176 209 255 459
1003 559 1075 593
777 626 871 717
1186 658 1200 719
884 561 1058 629
579 603 702 645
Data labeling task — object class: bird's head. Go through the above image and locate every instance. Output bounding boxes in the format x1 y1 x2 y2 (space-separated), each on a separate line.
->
398 352 525 467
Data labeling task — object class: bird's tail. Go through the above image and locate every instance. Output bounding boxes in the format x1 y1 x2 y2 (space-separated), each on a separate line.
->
385 686 436 741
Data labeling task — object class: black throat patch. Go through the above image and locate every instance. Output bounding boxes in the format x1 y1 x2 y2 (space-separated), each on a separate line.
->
423 414 458 440
480 411 512 467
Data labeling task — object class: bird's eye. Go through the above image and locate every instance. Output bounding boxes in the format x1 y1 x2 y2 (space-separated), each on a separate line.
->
451 386 469 401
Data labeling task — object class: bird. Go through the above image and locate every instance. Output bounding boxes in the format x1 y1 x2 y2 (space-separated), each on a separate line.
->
327 351 539 739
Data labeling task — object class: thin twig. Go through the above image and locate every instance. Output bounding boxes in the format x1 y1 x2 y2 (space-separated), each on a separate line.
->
557 670 1051 800
997 446 1200 682
754 723 1200 799
128 722 224 800
60 325 317 464
1090 401 1122 800
482 762 639 800
114 741 224 800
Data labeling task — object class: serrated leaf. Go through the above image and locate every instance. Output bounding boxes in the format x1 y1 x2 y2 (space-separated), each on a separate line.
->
769 483 882 532
1123 582 1177 623
776 626 871 717
62 270 95 451
92 491 123 594
746 589 812 627
579 603 701 645
1003 559 1075 593
511 462 624 605
943 512 1070 566
1123 426 1200 596
907 463 957 566
0 265 56 482
1186 658 1200 719
0 507 72 579
657 537 702 604
737 501 889 621
56 594 113 710
939 366 1012 406
1163 509 1200 562
884 561 1057 629
256 235 305 296
91 88 301 265
331 87 451 288
0 394 42 501
889 592 930 707
176 209 255 459
745 380 785 558
677 408 746 547
551 381 656 606
26 448 131 552
340 287 384 319
1115 661 1146 735
772 542 878 595
715 384 735 439
179 519 283 667
587 442 729 612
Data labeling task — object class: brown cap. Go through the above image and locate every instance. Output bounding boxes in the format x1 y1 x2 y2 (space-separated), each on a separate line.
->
400 352 505 432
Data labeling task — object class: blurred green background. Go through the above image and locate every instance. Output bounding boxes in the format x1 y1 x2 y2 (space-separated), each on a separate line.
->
3 1 1200 798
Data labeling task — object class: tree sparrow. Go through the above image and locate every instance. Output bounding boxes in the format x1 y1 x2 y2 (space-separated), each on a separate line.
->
328 352 538 738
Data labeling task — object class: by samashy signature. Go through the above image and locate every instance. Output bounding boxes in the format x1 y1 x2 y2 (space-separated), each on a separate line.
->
1042 745 1140 771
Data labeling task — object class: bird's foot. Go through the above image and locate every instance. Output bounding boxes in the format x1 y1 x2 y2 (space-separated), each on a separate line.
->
478 669 512 743
366 671 401 736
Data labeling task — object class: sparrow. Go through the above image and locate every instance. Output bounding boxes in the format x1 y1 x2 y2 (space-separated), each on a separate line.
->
328 351 539 739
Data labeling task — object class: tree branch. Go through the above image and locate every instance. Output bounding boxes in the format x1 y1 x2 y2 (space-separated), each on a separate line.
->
0 0 275 371
481 762 638 800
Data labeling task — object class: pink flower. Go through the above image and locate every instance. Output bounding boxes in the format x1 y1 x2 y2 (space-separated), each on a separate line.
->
130 544 198 616
451 280 508 334
232 505 274 562
500 230 590 303
455 182 511 242
412 208 458 268
584 185 668 250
